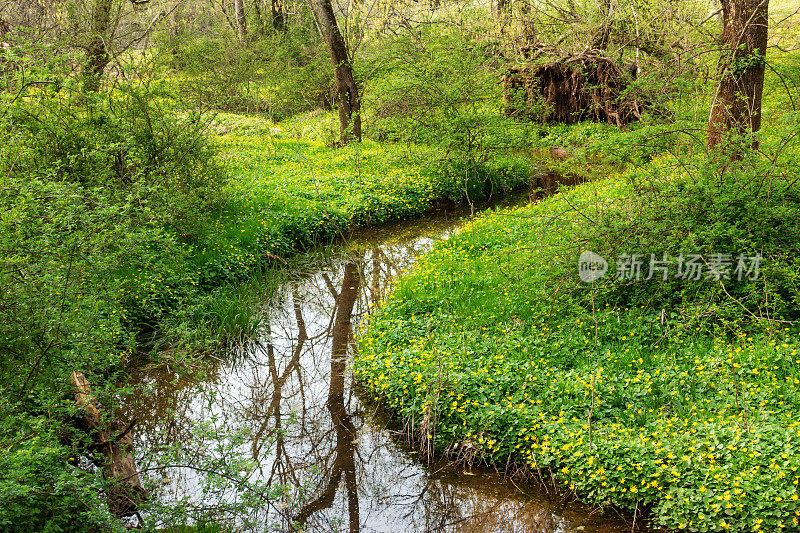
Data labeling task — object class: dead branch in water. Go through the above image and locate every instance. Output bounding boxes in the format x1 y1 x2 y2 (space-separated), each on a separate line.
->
70 371 146 518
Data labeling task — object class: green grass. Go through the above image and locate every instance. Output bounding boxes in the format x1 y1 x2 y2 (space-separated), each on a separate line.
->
185 112 539 288
354 171 800 531
353 51 800 530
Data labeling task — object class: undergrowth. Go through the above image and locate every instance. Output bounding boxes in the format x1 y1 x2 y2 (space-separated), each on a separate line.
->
355 122 800 532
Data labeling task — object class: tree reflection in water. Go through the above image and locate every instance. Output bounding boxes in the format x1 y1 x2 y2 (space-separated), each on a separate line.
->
124 214 635 533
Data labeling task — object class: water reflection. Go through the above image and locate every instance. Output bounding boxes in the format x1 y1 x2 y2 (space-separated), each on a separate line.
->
295 257 360 531
125 206 637 532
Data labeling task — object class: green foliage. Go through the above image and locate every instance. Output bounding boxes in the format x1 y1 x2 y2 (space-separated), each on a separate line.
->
0 404 122 532
203 113 536 269
0 1 796 529
0 77 539 525
0 82 225 529
359 308 800 532
179 265 286 346
355 121 800 532
162 25 333 120
578 145 800 325
365 24 512 161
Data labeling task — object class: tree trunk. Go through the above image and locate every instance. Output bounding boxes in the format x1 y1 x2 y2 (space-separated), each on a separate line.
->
272 0 286 32
0 18 10 41
309 0 361 144
235 0 248 41
517 0 537 50
253 0 264 34
593 0 613 50
493 0 510 34
168 2 184 56
707 0 769 150
82 0 112 93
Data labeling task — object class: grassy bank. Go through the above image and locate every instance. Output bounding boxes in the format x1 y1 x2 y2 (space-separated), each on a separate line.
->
195 112 537 286
354 170 800 531
354 60 800 531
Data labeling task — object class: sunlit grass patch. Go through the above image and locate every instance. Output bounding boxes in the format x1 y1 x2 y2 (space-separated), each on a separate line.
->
355 158 800 532
189 113 537 288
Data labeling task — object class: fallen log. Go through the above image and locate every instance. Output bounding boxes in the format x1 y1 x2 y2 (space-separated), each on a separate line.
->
70 371 146 518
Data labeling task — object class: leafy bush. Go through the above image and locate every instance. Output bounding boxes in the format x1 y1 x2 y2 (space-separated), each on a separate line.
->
0 83 224 529
579 146 800 325
364 25 503 152
163 26 333 120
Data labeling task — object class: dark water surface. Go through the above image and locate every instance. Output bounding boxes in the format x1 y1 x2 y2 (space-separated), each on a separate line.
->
125 197 637 533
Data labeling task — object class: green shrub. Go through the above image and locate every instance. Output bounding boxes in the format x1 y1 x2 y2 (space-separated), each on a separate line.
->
0 405 122 532
162 26 333 120
0 84 224 529
364 25 501 149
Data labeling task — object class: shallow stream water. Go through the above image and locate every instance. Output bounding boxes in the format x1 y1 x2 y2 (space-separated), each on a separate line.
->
124 194 638 533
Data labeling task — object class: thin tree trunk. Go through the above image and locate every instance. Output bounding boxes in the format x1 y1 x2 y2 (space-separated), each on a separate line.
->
253 0 264 34
235 0 247 40
82 0 112 93
328 259 360 533
593 0 613 50
0 18 10 41
493 0 510 34
168 2 184 56
235 0 248 41
707 0 769 150
517 0 537 49
309 0 361 144
293 259 360 531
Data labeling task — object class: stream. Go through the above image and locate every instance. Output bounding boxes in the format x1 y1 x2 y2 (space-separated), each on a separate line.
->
123 194 636 532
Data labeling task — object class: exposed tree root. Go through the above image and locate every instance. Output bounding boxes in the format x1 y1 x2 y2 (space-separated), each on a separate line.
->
503 49 645 126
